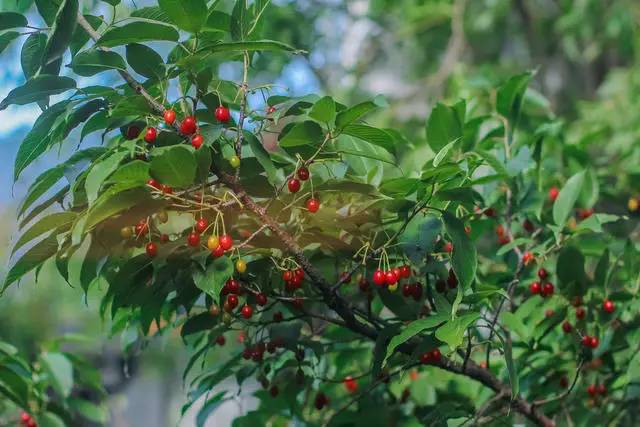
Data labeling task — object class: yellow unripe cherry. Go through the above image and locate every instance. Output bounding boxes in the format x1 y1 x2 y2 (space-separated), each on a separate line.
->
628 197 639 212
207 235 220 251
236 259 247 273
388 283 398 292
120 226 133 239
229 155 241 168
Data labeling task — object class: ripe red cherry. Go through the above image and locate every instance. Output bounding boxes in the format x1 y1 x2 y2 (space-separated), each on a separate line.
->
20 412 31 422
187 232 200 247
219 234 233 250
256 293 267 306
385 270 398 285
306 197 320 213
529 281 541 294
314 392 329 410
430 348 442 363
420 351 432 365
537 268 548 280
288 178 301 193
575 307 586 320
294 267 304 279
402 284 412 297
400 265 411 278
160 233 169 243
211 245 225 258
587 384 597 396
447 270 458 288
191 134 203 149
195 218 208 233
562 321 572 333
484 207 496 217
215 335 226 346
581 335 591 347
144 127 157 143
495 224 505 237
373 269 386 286
411 283 423 300
549 186 559 202
283 270 293 282
126 125 141 139
444 242 453 253
392 267 402 280
147 178 161 189
241 304 253 319
227 294 239 309
589 336 599 348
523 251 534 265
297 166 310 181
226 279 240 294
541 282 554 297
343 376 358 393
180 116 197 135
146 242 158 257
602 299 615 313
215 106 231 123
164 109 176 125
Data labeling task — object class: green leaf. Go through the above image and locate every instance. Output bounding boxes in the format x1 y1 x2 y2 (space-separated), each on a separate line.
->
69 49 126 76
383 314 448 366
279 121 323 147
553 170 585 226
70 15 102 55
181 312 218 338
20 186 69 229
497 72 532 130
230 0 248 40
335 96 387 129
85 151 128 205
192 256 234 304
150 146 197 188
107 160 150 185
3 234 59 291
0 31 20 54
21 33 46 79
130 7 172 24
496 331 518 397
426 102 464 152
159 0 207 32
501 312 529 340
14 101 72 180
341 124 395 153
41 0 79 67
12 212 76 255
196 40 302 56
435 312 479 350
97 22 179 47
85 185 150 231
40 352 73 397
594 249 610 288
0 12 28 30
246 132 277 184
442 211 476 291
18 167 65 217
432 138 459 167
309 96 336 124
473 150 509 177
556 246 586 289
0 75 76 110
196 391 227 427
126 43 165 79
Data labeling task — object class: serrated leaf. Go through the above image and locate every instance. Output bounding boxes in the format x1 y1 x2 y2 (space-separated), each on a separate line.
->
69 49 126 76
442 211 476 291
192 256 234 304
335 96 387 129
279 121 323 147
97 21 179 47
126 43 165 79
553 170 585 226
309 96 335 124
159 0 207 32
341 123 394 153
150 145 197 188
0 75 76 110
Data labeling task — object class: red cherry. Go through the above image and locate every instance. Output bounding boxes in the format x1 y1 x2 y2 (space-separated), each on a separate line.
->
256 293 267 306
267 105 276 114
498 236 510 245
211 245 225 258
577 208 594 220
306 197 320 213
587 384 597 396
144 127 157 143
495 224 505 237
226 279 240 294
420 352 432 365
20 412 31 422
545 309 555 318
180 116 197 135
283 270 293 282
242 347 252 359
581 335 591 347
219 234 233 250
576 307 586 320
400 265 411 278
402 284 412 297
164 109 176 125
161 184 173 195
297 166 310 181
314 392 328 410
523 219 535 232
411 283 423 301
447 270 458 289
597 384 607 395
602 299 615 313
464 225 471 235
541 282 554 297
529 281 541 294
294 267 304 279
215 335 226 346
358 277 370 292
523 251 534 265
191 134 203 149
537 268 548 280
241 304 253 319
126 125 141 139
484 208 496 217
385 270 398 285
549 186 559 202
589 336 599 348
160 233 169 243
195 218 208 233
562 321 572 333
147 178 161 189
227 294 239 309
187 232 200 247
430 348 442 363
373 269 386 286
146 242 158 257
288 178 301 193
215 106 231 123
444 242 453 253
392 267 402 280
343 376 358 393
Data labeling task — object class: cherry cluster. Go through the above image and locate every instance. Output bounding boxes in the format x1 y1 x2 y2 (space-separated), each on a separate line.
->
19 412 35 427
372 264 412 288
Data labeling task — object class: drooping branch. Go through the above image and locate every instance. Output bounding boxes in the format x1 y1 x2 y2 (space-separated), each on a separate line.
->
77 14 555 427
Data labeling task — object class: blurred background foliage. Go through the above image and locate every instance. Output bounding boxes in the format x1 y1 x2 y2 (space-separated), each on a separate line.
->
0 0 638 425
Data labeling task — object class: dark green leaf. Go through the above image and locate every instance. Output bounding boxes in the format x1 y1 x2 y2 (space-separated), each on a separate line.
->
279 121 323 147
21 33 46 79
41 0 79 67
3 234 59 291
159 0 207 32
442 211 476 290
497 72 532 131
553 170 585 226
69 49 126 76
97 22 179 47
383 314 448 365
12 212 76 255
0 75 76 110
126 43 164 79
150 146 197 188
0 31 20 54
426 102 464 152
335 96 387 129
0 12 27 30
